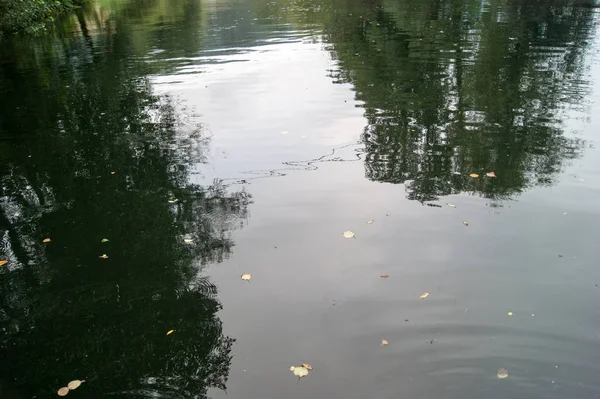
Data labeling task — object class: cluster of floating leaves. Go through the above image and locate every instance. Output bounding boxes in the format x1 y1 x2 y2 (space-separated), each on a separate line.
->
57 380 84 396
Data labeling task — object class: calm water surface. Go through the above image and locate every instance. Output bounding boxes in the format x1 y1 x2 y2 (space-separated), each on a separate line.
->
1 0 600 398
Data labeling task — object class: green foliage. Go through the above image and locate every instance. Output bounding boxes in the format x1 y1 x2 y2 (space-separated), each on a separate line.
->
0 0 75 39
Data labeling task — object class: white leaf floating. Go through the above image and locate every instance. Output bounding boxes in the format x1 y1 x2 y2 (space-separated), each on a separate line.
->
67 380 83 390
343 231 355 238
290 366 309 378
241 273 252 281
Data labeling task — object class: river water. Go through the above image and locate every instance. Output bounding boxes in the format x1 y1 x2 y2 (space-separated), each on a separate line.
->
1 0 600 398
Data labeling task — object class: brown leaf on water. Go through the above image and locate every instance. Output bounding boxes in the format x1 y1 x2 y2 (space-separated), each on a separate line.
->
57 387 69 396
486 171 497 178
420 292 430 299
99 254 108 259
469 173 479 178
67 380 83 390
380 274 390 279
166 329 175 336
0 260 7 266
43 238 51 243
497 368 508 379
381 339 388 346
301 363 313 371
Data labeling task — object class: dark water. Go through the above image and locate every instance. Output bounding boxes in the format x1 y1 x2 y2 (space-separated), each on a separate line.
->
1 0 600 397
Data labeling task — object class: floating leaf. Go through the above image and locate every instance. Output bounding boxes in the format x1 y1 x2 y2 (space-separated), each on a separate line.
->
343 231 355 238
301 363 313 371
290 366 309 378
99 254 109 259
67 380 82 390
447 203 456 208
366 220 374 224
420 292 430 299
380 274 390 279
486 171 497 178
43 238 51 243
462 221 469 226
110 171 116 175
168 199 178 204
381 339 388 346
101 238 109 243
469 173 479 178
57 387 69 396
0 260 7 266
166 329 175 336
507 311 513 316
241 273 252 281
184 238 194 243
497 368 508 379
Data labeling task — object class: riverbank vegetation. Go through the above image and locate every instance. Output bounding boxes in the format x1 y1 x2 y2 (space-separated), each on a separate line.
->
0 0 81 39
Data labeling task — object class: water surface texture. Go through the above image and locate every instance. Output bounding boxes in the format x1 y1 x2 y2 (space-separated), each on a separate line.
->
1 0 600 398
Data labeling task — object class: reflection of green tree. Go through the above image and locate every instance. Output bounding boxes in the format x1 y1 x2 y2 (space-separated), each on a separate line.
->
0 8 248 399
325 0 594 202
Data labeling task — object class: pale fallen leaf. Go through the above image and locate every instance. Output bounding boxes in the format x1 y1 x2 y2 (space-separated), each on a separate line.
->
184 238 194 243
381 339 388 346
486 171 497 178
301 363 313 371
43 238 51 243
166 329 175 336
420 292 430 299
462 221 469 226
241 273 252 281
111 171 116 175
290 365 309 378
507 311 513 316
469 173 479 178
0 260 7 266
380 274 390 279
168 199 178 204
497 368 509 379
57 387 69 396
67 380 83 390
99 254 108 259
343 231 355 238
366 220 374 224
101 238 109 243
447 203 456 208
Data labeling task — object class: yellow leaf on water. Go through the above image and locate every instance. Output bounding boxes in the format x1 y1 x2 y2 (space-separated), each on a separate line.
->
366 220 374 224
507 311 513 316
420 292 430 299
110 171 116 175
241 273 252 281
43 238 51 243
184 238 194 243
343 231 355 238
380 274 390 279
447 203 456 208
469 173 479 178
497 368 509 379
166 329 175 336
67 380 82 390
301 363 313 371
291 366 309 378
99 254 108 259
168 199 178 204
0 260 7 266
381 339 388 346
57 387 69 396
